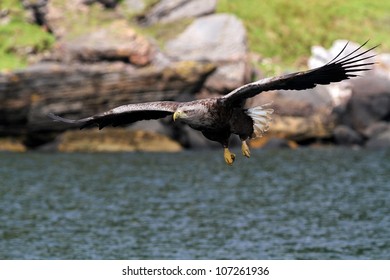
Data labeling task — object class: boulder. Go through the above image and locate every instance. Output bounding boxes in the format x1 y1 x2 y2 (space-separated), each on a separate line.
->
376 53 390 75
363 122 390 139
245 86 336 141
56 128 182 152
165 13 247 62
333 125 364 146
340 72 390 133
268 114 334 141
0 138 27 152
51 21 155 66
365 127 390 149
140 0 217 25
165 13 250 95
250 86 334 117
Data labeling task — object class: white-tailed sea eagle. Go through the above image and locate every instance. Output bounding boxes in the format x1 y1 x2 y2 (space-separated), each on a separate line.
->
49 41 377 165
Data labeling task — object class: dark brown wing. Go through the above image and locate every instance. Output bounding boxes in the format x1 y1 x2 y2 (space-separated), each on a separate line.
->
222 41 378 106
48 101 180 129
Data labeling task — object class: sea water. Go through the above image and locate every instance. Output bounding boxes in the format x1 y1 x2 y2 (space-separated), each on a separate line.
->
0 148 389 259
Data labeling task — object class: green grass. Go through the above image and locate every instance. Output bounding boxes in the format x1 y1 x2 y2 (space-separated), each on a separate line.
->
2 0 389 72
218 0 390 74
0 0 55 71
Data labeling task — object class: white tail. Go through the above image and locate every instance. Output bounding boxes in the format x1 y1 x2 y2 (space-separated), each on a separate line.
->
246 103 274 138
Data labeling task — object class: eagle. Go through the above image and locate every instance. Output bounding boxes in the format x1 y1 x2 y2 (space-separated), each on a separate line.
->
49 41 377 165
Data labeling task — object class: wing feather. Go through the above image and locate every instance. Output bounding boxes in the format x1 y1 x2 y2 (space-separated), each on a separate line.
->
48 101 180 129
222 41 378 106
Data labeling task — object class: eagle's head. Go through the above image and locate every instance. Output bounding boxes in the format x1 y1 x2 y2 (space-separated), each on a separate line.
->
173 102 210 125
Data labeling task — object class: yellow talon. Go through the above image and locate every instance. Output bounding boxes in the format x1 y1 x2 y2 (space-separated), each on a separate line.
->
224 148 236 166
241 141 251 158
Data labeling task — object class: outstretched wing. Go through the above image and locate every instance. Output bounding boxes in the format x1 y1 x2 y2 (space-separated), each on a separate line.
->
222 41 378 106
48 101 180 129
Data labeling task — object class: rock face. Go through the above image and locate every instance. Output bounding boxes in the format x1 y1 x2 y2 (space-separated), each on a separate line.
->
165 13 250 95
140 0 217 25
0 60 214 148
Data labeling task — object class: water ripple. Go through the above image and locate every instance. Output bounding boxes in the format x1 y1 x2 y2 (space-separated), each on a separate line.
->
0 148 389 259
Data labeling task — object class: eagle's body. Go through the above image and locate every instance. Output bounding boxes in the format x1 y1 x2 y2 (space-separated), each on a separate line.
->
49 41 377 165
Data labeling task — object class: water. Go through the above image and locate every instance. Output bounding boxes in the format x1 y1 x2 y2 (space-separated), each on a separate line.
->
0 148 389 259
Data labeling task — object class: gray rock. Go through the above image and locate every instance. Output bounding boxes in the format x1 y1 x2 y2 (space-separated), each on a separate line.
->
341 72 390 133
52 21 155 66
363 122 390 138
333 125 364 146
247 85 334 117
203 61 249 93
166 13 246 61
141 0 216 25
366 128 390 148
363 121 390 138
244 86 336 142
165 13 249 94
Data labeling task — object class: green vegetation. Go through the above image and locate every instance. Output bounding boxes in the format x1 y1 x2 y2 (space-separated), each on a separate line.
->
218 0 390 73
1 0 389 72
48 0 118 40
0 0 55 71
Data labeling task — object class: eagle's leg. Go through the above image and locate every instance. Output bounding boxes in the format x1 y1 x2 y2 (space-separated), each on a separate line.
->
241 140 250 158
223 147 236 166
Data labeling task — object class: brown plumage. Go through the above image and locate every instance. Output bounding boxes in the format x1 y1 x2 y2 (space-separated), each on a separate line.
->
49 41 377 165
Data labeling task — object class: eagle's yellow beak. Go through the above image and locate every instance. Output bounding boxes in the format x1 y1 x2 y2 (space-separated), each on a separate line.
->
173 111 185 122
173 111 180 122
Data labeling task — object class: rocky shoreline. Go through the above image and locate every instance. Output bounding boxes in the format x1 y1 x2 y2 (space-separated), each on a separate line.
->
1 0 389 152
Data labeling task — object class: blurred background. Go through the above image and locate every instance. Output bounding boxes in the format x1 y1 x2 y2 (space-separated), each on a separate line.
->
1 0 389 151
0 0 389 260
